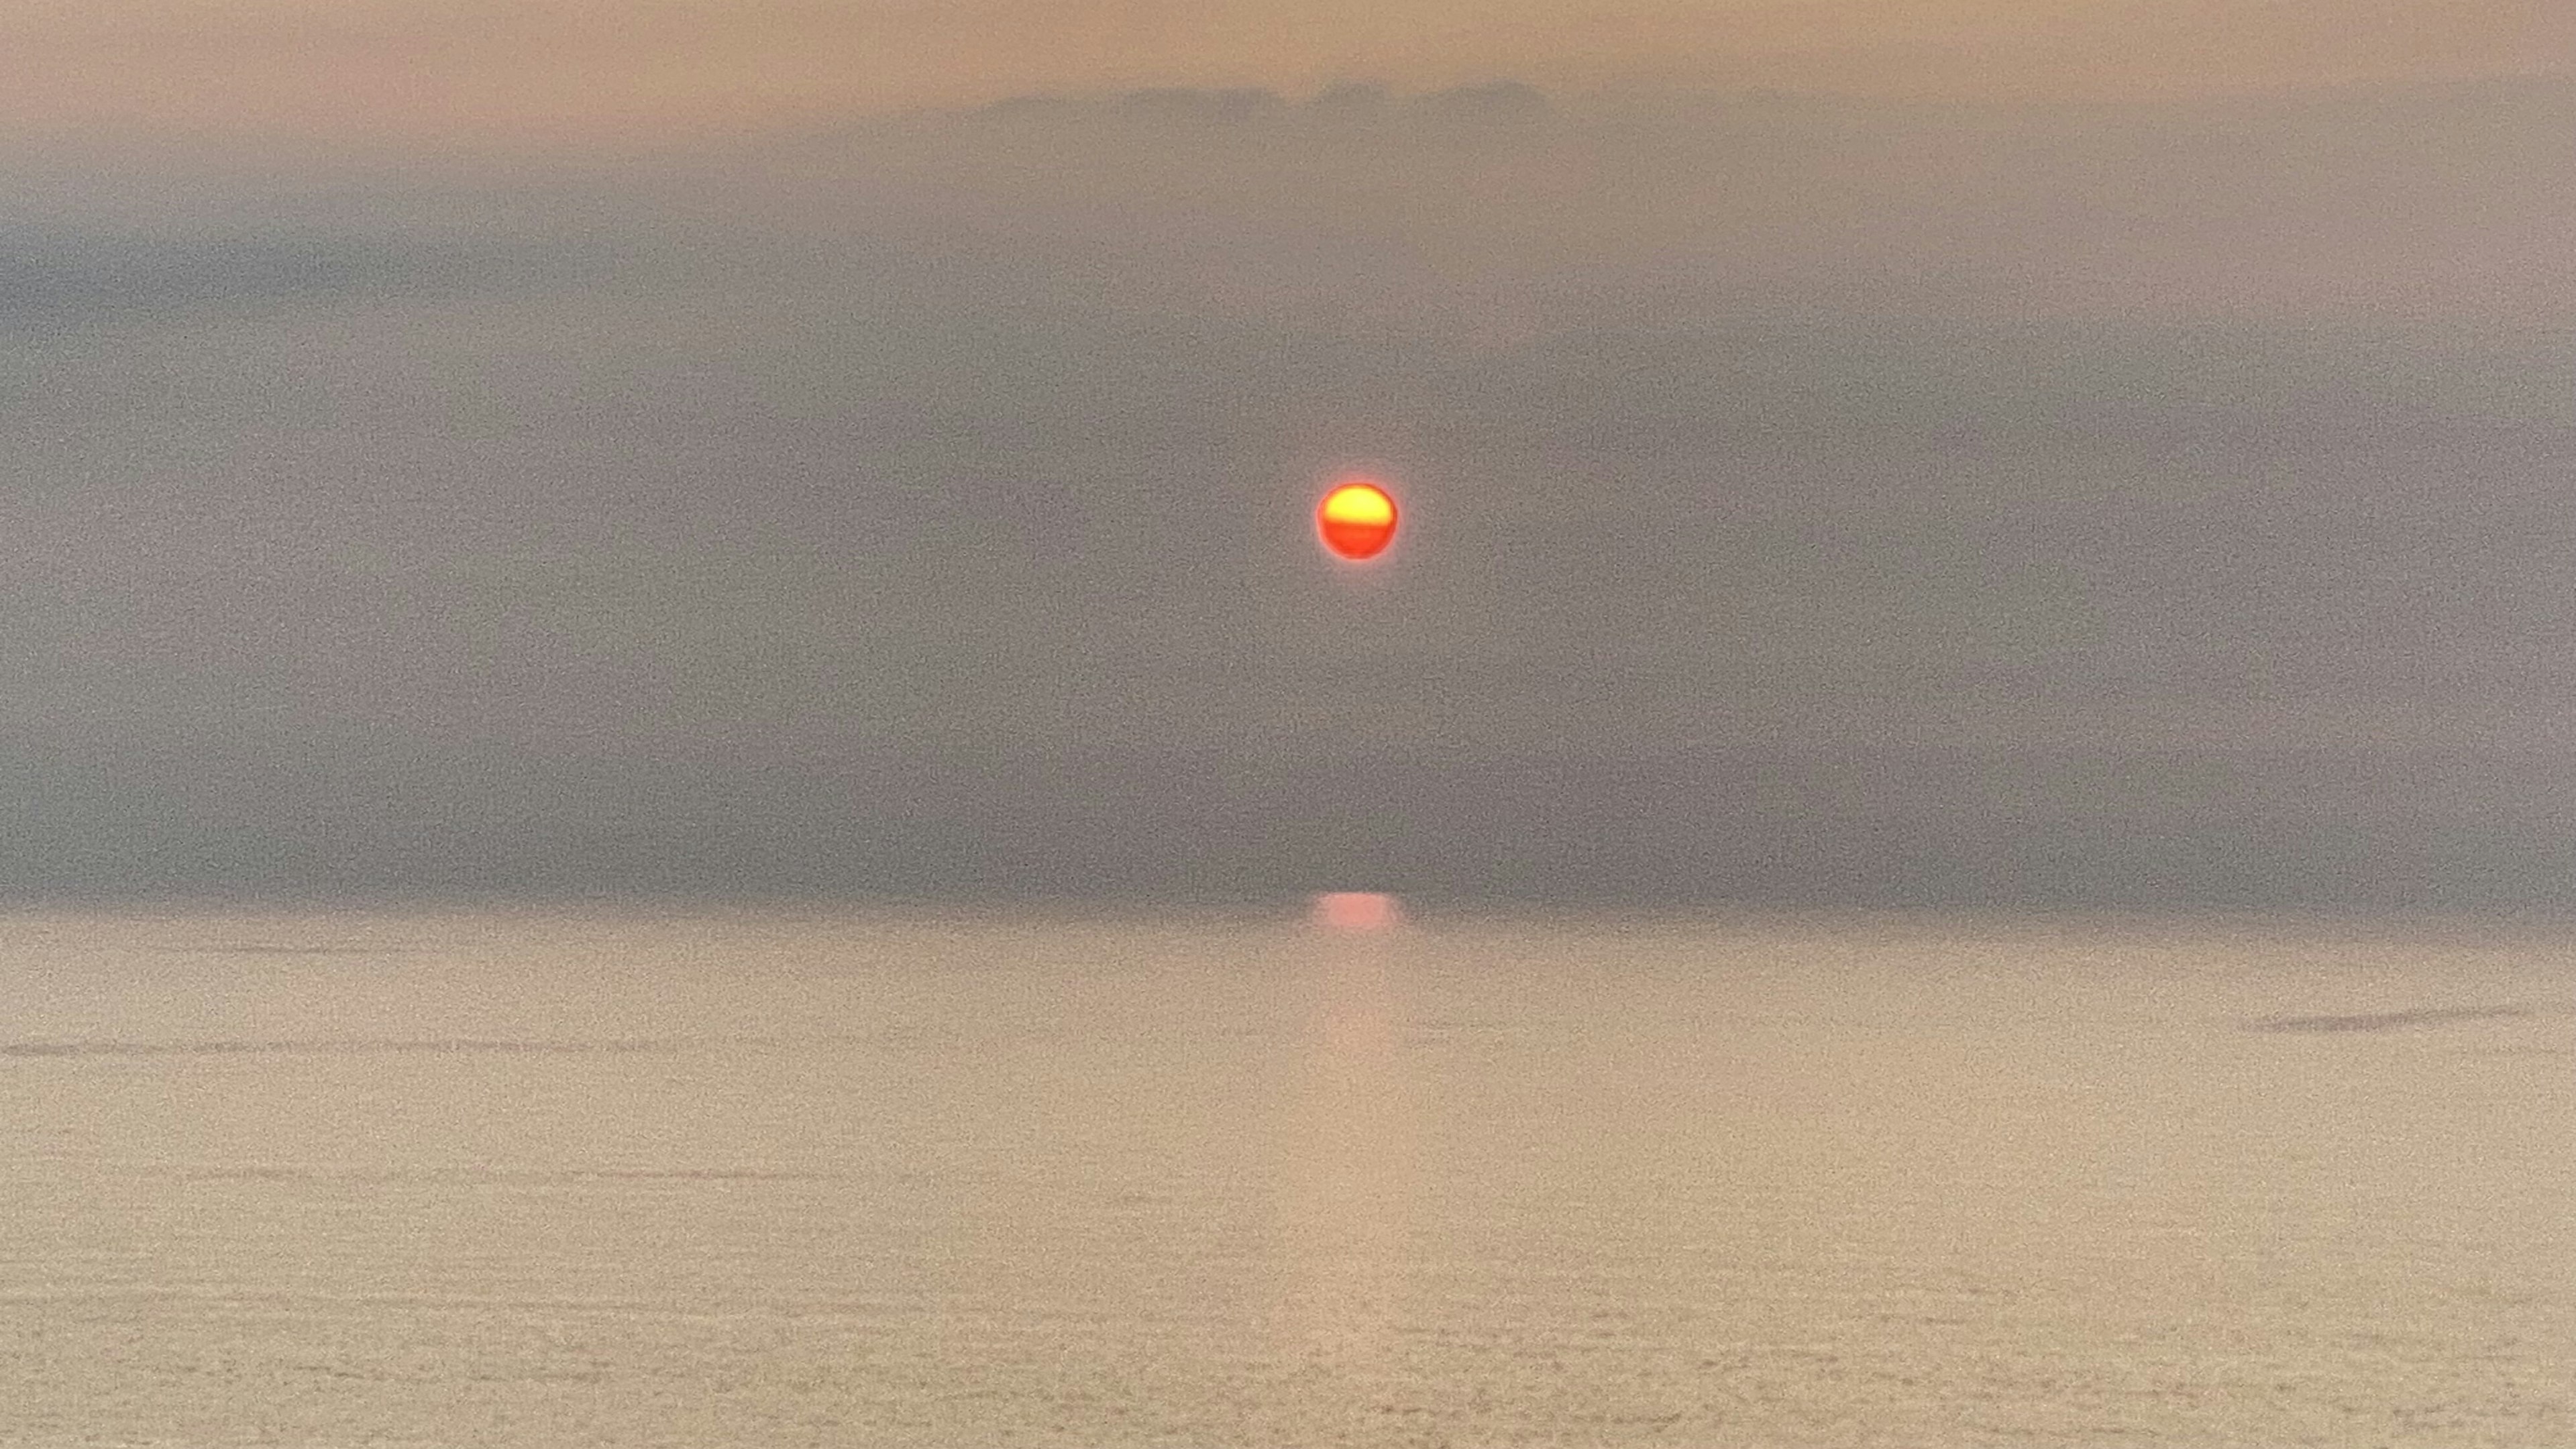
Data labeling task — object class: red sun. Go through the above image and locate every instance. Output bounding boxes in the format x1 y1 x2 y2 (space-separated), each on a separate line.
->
1316 480 1399 561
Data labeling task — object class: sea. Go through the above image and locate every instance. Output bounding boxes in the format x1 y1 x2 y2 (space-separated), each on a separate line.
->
2 906 2567 1447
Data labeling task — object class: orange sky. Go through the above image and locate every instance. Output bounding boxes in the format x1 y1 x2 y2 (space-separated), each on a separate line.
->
5 0 2569 146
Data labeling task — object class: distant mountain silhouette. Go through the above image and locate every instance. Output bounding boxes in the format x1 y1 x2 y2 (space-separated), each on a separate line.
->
967 80 1549 133
1410 80 1549 124
1306 80 1391 115
1119 87 1291 124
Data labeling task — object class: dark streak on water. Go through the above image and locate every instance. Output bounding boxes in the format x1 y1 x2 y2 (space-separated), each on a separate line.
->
2247 1006 2534 1034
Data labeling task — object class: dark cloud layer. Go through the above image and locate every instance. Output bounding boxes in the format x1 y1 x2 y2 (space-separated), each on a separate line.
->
5 78 2573 907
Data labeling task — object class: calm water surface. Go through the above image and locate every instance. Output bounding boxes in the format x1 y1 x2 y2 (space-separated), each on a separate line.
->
1 909 2569 1446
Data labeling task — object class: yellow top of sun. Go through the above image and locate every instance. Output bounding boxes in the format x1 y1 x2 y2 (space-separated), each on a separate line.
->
1321 482 1395 526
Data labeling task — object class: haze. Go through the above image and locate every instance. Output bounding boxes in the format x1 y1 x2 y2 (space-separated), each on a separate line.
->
3 3 2572 906
5 1 2569 140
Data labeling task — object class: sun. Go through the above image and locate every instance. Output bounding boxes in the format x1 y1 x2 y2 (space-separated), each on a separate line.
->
1317 480 1399 561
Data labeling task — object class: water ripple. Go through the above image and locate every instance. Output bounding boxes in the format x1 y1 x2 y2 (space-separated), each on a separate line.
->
0 1037 679 1059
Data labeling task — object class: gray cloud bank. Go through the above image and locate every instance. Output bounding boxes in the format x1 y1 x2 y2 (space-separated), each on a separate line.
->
4 77 2573 907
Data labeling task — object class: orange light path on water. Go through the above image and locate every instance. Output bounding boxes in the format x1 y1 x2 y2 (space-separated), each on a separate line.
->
1317 481 1398 561
1310 891 1402 931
